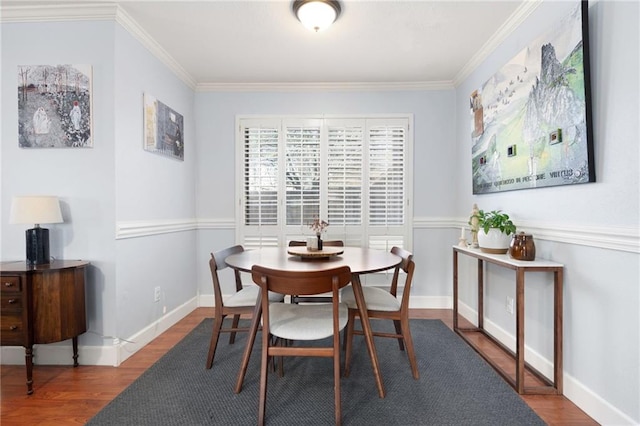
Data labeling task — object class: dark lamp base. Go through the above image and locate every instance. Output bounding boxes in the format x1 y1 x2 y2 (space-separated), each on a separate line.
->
26 227 50 265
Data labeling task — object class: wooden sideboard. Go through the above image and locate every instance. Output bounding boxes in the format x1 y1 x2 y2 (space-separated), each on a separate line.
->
0 260 89 394
452 245 563 395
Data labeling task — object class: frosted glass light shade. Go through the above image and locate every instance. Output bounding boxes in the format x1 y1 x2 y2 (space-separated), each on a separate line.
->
10 196 63 225
293 0 341 32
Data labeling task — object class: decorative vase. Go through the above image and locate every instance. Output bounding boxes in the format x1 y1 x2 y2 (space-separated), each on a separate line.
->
509 232 536 260
317 233 323 250
477 228 512 254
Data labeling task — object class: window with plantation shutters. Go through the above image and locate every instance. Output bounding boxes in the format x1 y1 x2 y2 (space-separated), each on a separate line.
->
236 115 412 251
368 124 405 226
243 124 279 227
285 124 321 227
327 124 363 226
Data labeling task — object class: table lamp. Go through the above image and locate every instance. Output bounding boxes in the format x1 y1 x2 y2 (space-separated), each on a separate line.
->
10 196 63 265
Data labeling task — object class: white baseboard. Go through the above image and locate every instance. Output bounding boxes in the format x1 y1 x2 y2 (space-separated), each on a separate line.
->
115 298 198 366
562 371 637 426
408 295 451 309
0 297 198 367
457 301 637 426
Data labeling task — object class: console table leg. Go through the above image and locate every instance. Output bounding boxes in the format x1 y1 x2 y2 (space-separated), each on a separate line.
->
554 269 564 394
516 268 525 394
25 345 34 395
453 251 458 329
477 259 484 329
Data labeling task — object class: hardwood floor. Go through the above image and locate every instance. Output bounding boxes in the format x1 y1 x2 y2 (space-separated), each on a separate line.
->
1 308 598 425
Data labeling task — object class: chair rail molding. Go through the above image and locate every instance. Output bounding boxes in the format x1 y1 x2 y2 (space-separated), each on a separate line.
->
197 218 236 230
416 216 639 254
117 216 639 253
514 220 639 254
116 219 198 239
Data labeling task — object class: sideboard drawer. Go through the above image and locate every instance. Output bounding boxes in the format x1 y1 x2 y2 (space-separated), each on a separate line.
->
1 294 23 312
1 276 21 292
1 313 26 345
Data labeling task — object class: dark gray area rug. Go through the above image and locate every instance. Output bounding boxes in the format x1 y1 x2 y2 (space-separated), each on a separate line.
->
88 319 545 425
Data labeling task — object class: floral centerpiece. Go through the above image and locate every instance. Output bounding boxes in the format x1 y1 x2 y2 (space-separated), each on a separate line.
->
309 218 329 250
309 218 329 236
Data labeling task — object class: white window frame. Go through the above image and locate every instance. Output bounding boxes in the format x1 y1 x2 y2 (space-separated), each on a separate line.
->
235 114 413 257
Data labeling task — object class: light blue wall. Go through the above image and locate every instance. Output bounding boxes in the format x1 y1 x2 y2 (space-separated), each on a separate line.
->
1 1 638 423
1 21 118 343
1 20 197 345
113 25 197 340
455 2 639 424
194 90 457 299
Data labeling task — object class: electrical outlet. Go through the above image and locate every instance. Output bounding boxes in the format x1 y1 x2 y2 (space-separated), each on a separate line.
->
154 286 161 302
506 296 514 315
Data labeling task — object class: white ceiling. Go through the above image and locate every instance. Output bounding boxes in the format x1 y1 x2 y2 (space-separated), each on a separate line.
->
2 1 536 89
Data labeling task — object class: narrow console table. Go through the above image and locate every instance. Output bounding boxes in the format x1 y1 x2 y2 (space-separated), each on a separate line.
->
452 245 563 394
0 260 89 394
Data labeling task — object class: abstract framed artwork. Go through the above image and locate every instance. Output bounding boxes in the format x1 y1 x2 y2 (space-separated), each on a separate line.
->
143 93 184 161
18 64 93 148
470 1 595 194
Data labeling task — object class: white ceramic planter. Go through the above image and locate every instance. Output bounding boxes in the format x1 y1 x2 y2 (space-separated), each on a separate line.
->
477 228 512 254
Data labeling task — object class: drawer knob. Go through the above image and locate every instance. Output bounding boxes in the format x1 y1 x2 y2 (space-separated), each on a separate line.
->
4 282 14 287
8 299 17 304
9 325 18 331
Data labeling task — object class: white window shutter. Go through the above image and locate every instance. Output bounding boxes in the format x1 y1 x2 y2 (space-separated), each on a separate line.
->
327 123 364 226
237 116 412 252
285 124 321 227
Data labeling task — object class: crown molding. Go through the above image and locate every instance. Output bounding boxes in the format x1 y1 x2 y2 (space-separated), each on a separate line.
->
2 2 539 91
196 80 454 93
453 0 542 86
0 3 118 22
1 2 197 90
113 6 197 90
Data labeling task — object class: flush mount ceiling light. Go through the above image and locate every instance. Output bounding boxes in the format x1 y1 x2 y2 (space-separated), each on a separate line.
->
293 0 341 32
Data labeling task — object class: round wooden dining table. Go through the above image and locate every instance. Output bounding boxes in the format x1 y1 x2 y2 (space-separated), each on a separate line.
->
226 246 401 399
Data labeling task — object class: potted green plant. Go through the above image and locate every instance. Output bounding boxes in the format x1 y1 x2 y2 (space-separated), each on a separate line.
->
470 209 516 254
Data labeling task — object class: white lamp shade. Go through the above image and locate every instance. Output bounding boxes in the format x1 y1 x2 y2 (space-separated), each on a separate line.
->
10 196 63 225
295 0 340 32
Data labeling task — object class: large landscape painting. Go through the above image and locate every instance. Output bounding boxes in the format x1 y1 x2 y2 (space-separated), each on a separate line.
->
471 2 594 194
18 64 93 148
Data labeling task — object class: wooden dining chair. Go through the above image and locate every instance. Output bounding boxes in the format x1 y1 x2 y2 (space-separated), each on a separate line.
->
342 246 419 379
205 245 284 369
288 240 344 304
251 264 352 426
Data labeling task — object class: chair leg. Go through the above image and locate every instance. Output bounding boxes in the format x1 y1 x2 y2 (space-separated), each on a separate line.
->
334 332 342 426
258 333 270 426
401 316 419 379
235 303 261 394
206 314 225 369
229 314 241 344
393 319 405 351
273 337 285 377
343 309 356 377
